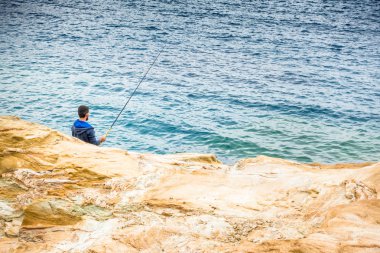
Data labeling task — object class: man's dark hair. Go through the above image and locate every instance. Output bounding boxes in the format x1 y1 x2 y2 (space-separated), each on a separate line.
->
78 105 89 118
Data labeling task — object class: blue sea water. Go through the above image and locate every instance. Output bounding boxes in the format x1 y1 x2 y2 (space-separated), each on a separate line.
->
1 0 379 164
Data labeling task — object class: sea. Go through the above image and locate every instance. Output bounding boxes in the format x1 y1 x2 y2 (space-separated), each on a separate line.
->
1 0 379 164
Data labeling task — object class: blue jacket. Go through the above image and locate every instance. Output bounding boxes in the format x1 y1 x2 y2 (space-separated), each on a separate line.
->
71 119 100 145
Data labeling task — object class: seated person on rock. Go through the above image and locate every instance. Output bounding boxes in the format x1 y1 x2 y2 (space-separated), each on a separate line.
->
71 105 106 145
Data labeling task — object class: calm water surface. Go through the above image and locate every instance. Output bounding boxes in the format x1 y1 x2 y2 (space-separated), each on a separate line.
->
1 0 379 164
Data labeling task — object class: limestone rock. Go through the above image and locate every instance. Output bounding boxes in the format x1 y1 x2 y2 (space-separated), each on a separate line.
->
0 116 379 252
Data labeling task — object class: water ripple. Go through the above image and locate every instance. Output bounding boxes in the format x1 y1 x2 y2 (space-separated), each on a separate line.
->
1 0 379 164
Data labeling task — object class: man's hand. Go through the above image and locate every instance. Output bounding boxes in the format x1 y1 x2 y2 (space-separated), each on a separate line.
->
99 135 106 143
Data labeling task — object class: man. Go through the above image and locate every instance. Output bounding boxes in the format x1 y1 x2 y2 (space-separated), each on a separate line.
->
71 105 106 145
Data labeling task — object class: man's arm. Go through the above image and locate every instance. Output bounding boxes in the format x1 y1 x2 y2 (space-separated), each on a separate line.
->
88 128 101 145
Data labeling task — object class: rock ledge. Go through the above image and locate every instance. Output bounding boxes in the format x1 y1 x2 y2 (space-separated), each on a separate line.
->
0 116 379 252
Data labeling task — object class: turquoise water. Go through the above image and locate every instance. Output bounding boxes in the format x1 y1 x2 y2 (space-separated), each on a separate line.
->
1 0 379 164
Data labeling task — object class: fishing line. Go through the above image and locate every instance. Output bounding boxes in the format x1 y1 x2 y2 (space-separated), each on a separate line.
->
104 45 166 139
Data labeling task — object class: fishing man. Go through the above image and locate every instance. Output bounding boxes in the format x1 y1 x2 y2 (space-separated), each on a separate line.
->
71 105 106 145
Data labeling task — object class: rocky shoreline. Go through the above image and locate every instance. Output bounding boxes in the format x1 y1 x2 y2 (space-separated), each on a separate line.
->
0 116 379 252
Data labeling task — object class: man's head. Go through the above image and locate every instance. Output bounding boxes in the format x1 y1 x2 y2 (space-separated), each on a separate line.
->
78 105 90 121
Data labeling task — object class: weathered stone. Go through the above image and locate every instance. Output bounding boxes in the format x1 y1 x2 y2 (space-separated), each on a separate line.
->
0 116 379 252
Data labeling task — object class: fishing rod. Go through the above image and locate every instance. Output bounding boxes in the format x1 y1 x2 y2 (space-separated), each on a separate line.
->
104 46 166 139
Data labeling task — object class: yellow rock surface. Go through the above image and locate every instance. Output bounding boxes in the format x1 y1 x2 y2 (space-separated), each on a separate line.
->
0 116 379 252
